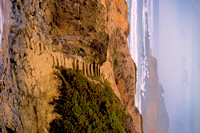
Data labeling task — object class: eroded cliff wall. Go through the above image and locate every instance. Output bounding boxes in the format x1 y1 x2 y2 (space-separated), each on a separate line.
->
0 0 142 132
104 0 142 132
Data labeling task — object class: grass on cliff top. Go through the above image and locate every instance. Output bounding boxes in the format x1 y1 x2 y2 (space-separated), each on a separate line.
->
49 66 134 133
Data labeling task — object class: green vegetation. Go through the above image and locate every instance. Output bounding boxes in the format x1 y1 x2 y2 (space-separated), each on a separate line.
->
112 47 117 57
50 66 134 133
113 58 119 70
135 66 137 82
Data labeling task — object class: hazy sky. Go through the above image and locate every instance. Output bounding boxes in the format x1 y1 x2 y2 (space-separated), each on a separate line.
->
158 0 200 132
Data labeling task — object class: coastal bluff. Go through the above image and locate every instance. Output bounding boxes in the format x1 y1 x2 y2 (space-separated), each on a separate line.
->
0 0 142 132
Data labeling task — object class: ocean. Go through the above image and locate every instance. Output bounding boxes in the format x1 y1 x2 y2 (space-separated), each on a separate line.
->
0 1 4 48
127 0 154 113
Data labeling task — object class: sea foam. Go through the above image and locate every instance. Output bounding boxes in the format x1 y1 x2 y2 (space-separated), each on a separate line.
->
0 2 4 48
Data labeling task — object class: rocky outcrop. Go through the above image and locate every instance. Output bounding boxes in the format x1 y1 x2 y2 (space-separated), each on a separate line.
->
104 0 142 132
142 54 169 133
0 0 142 132
139 16 169 133
0 0 12 132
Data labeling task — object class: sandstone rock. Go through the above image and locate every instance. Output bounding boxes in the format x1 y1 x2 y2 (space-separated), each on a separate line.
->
0 0 142 132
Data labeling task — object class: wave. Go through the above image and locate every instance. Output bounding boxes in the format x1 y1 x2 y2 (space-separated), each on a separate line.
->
130 0 138 66
0 2 4 48
129 0 154 113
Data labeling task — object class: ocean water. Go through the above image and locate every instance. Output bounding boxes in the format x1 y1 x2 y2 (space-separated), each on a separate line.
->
0 1 5 131
128 0 154 113
0 2 4 48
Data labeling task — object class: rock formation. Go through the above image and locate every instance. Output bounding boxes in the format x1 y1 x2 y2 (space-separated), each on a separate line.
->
0 0 142 132
142 54 169 133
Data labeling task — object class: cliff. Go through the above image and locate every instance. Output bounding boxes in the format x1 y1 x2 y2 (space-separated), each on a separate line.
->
0 0 142 132
141 52 169 133
104 0 142 132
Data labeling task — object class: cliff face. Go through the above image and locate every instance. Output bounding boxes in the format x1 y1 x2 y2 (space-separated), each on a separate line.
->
141 53 169 133
0 0 142 132
104 0 142 132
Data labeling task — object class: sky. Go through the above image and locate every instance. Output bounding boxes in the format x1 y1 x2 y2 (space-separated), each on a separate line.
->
157 0 200 132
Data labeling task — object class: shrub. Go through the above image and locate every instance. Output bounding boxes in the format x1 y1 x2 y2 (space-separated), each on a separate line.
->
114 58 119 70
49 67 133 132
112 47 117 57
